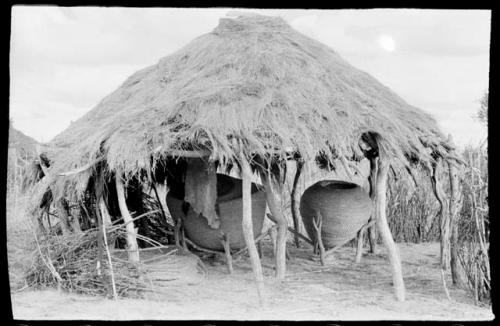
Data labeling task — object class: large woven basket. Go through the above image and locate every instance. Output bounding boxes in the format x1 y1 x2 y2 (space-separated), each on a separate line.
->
166 174 266 251
300 180 372 249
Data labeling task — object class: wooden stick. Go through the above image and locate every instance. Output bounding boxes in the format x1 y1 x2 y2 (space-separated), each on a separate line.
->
37 153 50 177
234 225 277 256
270 227 277 257
220 232 234 274
367 157 379 254
257 240 263 259
96 201 104 277
173 211 182 247
447 157 466 287
58 157 104 176
99 199 112 227
151 182 168 223
356 157 378 262
184 238 220 255
115 174 140 263
167 149 211 158
441 268 451 301
267 213 313 246
181 226 188 250
263 174 287 280
96 195 118 300
290 160 304 248
355 227 365 263
375 157 405 301
431 160 450 269
312 210 326 266
56 198 72 236
240 153 265 301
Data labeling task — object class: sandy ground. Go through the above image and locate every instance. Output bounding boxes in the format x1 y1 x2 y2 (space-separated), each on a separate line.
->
10 241 494 321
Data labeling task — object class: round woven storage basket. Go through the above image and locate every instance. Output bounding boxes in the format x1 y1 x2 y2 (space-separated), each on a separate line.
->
166 174 266 251
300 180 372 249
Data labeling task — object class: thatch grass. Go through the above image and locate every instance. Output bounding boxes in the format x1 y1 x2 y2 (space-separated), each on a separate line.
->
41 14 452 204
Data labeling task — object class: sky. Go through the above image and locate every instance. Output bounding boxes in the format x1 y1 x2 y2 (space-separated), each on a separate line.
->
9 7 490 147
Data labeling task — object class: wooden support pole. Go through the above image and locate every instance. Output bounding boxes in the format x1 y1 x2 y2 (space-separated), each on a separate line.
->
257 240 263 259
56 198 72 236
96 199 104 277
240 154 265 299
430 160 452 300
115 175 140 263
291 160 304 248
70 214 82 234
45 207 52 230
355 227 365 263
367 157 379 254
448 159 466 287
375 157 405 301
153 182 175 245
431 161 451 270
313 211 326 266
174 216 182 247
220 232 234 274
95 193 118 300
270 226 277 257
264 174 288 280
356 156 378 262
181 226 188 250
99 198 112 227
36 211 47 236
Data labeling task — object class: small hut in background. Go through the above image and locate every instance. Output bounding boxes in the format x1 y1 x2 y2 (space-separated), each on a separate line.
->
8 123 43 223
28 14 461 302
8 122 39 182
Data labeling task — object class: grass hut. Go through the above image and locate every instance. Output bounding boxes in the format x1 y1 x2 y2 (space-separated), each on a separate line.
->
30 14 459 302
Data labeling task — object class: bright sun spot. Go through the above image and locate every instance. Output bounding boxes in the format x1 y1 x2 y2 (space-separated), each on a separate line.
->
378 34 396 52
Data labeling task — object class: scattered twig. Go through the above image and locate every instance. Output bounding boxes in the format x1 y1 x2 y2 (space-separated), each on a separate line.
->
267 213 313 245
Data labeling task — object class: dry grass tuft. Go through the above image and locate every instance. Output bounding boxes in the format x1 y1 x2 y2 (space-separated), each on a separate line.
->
25 228 205 299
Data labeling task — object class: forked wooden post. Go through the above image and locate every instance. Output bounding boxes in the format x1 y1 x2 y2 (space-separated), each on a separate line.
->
356 156 378 262
264 174 287 280
115 175 140 263
240 154 265 299
375 157 405 301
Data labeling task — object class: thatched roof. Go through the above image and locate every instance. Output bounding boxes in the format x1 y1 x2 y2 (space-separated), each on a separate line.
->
45 14 453 201
8 122 39 159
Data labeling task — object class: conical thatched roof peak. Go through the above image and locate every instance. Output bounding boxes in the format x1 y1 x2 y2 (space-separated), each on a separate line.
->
47 14 453 200
213 14 291 34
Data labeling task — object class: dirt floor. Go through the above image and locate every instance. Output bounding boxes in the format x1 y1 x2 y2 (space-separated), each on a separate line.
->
10 241 494 321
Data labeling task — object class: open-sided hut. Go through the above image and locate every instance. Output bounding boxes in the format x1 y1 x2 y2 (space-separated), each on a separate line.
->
30 14 459 301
